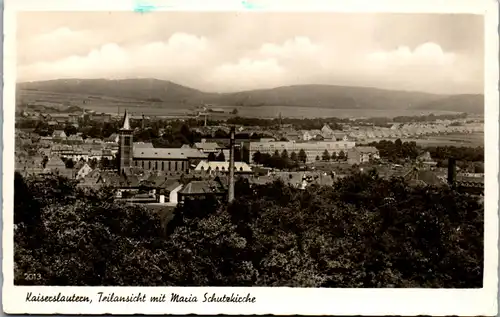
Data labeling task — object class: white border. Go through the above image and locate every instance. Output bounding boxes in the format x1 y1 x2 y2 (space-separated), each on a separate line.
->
3 0 498 315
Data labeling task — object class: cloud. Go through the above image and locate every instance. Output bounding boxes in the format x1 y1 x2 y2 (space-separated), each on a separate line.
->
16 12 484 94
18 33 211 83
259 36 320 59
367 42 456 67
35 27 82 43
361 42 477 93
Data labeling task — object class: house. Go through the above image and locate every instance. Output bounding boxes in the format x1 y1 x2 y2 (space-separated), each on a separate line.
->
44 156 73 178
65 135 84 145
404 167 445 187
156 181 183 205
347 146 380 165
177 177 227 203
106 133 120 143
75 162 93 180
194 141 223 154
52 130 67 140
417 152 437 167
194 160 253 174
321 124 334 138
332 132 349 142
133 142 154 149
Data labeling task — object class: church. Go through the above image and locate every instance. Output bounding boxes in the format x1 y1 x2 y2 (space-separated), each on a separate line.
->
117 110 208 175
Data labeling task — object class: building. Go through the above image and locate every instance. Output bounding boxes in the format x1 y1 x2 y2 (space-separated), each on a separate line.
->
132 148 206 174
417 152 437 167
52 130 67 140
65 135 84 145
249 140 356 163
75 162 93 180
194 161 252 175
106 133 120 143
347 146 380 165
90 113 112 123
177 177 227 204
44 155 73 178
321 124 334 138
118 110 208 175
118 111 134 174
194 141 224 154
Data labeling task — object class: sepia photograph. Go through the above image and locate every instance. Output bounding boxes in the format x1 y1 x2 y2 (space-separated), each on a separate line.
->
3 0 499 315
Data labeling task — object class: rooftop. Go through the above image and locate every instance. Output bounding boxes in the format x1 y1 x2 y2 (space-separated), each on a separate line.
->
132 147 207 160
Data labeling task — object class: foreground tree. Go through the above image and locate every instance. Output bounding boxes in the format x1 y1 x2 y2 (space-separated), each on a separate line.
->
14 172 483 288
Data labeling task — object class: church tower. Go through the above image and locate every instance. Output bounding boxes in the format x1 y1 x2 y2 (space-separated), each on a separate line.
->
118 110 133 175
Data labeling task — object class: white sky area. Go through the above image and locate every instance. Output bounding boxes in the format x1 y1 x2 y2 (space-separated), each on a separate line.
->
17 12 484 94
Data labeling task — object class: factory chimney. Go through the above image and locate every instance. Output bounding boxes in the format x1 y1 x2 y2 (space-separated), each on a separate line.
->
228 126 236 203
141 114 145 130
447 157 457 187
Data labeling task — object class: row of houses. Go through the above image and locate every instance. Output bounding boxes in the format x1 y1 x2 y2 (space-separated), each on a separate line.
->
347 122 484 141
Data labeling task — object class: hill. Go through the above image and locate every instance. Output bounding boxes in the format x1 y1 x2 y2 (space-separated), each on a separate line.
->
413 94 484 114
16 78 484 114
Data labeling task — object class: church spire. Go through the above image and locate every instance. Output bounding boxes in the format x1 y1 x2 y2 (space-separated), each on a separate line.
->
121 109 131 131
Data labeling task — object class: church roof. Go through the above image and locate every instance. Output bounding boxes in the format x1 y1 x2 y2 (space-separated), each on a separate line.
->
133 147 207 160
120 110 131 131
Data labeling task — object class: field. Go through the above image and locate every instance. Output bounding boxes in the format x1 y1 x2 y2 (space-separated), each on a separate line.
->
17 89 463 119
402 133 484 147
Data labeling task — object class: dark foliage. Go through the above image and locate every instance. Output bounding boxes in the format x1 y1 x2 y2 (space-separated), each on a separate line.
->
14 172 483 287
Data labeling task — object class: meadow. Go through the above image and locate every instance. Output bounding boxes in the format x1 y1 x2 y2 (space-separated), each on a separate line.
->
401 133 484 147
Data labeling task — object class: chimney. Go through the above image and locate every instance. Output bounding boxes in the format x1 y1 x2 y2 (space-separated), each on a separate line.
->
447 157 456 186
228 126 236 203
141 114 145 130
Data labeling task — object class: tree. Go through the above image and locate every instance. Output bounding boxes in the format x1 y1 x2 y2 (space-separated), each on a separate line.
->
298 149 307 164
64 158 75 169
474 162 484 173
241 146 250 163
281 150 289 160
89 158 99 169
214 129 229 139
42 156 49 168
231 108 239 115
322 150 331 161
290 152 298 162
338 150 346 161
208 152 216 161
64 125 78 137
252 151 262 164
14 171 483 287
395 138 403 148
216 151 226 162
234 147 242 162
331 152 338 161
100 157 110 169
315 155 320 161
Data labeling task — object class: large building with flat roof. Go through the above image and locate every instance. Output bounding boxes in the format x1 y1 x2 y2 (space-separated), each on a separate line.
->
249 140 356 163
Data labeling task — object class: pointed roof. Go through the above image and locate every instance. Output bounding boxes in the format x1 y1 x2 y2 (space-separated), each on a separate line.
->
120 110 131 131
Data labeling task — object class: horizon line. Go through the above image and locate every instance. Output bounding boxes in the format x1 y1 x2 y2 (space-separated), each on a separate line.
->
15 77 485 96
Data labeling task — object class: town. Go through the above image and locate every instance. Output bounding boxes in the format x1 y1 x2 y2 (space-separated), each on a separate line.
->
15 106 484 206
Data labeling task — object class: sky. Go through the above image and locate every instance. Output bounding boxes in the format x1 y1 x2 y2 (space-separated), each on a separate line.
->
17 12 484 94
